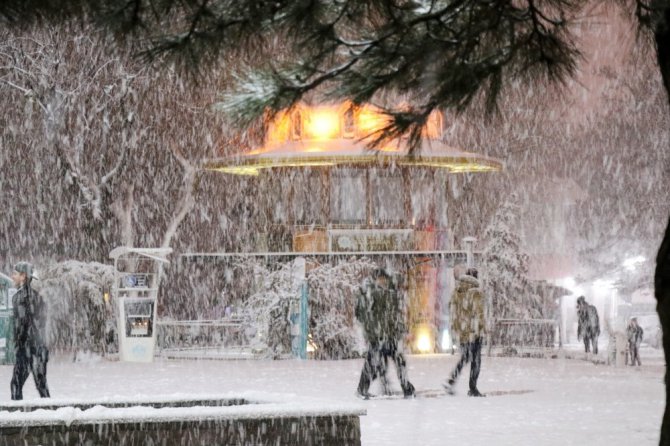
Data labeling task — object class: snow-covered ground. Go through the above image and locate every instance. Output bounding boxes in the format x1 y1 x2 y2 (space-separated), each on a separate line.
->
0 347 664 445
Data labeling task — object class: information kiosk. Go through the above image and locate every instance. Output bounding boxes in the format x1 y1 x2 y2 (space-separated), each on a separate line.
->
109 247 172 362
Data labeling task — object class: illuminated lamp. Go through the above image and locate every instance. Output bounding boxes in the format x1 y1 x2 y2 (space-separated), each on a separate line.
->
304 108 341 140
414 323 435 353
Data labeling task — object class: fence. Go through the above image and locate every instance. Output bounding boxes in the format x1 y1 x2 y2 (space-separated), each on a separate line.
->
490 319 557 351
155 317 265 359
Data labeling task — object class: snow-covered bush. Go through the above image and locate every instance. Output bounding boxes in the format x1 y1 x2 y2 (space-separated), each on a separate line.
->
482 198 552 347
37 261 116 356
306 258 376 359
240 259 303 358
236 257 375 359
482 198 540 319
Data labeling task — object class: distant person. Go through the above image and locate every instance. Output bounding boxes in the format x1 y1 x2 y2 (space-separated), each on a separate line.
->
627 317 644 366
355 267 415 399
444 267 487 397
577 296 600 354
10 262 50 400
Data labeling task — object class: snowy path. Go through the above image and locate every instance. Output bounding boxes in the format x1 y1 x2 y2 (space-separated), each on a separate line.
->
0 352 663 445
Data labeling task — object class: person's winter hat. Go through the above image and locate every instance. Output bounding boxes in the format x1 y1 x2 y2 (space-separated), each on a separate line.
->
14 262 37 280
576 296 586 305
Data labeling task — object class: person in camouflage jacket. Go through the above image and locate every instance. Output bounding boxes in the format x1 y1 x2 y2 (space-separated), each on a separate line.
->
10 262 50 400
444 268 487 397
355 268 414 398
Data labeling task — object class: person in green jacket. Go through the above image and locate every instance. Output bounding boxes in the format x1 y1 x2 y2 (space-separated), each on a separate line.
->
355 267 415 399
443 268 487 397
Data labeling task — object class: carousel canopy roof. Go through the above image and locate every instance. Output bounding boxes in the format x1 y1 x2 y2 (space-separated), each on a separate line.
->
204 103 504 175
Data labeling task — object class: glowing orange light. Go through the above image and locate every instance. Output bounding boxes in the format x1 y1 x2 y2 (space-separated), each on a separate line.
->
304 108 341 140
357 106 389 138
260 102 444 150
415 323 434 353
267 111 292 144
423 111 443 138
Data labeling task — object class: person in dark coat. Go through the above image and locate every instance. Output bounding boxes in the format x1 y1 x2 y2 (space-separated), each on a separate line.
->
355 267 415 399
10 262 50 400
576 296 600 354
443 268 487 397
627 317 644 366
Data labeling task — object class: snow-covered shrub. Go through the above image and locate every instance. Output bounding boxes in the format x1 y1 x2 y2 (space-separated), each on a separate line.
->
236 257 375 359
482 198 551 347
37 261 116 356
482 198 538 319
240 259 304 358
306 258 376 359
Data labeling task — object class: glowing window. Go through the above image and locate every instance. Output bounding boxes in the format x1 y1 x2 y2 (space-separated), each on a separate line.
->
330 169 366 224
303 108 341 140
371 169 404 224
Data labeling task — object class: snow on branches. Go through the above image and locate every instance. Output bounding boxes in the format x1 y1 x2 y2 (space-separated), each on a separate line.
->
306 257 377 359
239 258 303 358
235 256 376 359
482 197 540 321
36 260 116 357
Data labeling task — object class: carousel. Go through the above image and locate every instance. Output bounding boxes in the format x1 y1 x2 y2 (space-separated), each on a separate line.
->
198 101 503 353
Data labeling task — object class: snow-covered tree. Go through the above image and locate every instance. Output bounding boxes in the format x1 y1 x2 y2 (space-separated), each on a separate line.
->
218 257 376 359
306 257 376 359
36 260 116 356
0 23 236 266
240 259 303 358
482 197 540 322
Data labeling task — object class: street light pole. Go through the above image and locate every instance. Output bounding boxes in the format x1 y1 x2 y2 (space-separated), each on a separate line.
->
463 236 477 268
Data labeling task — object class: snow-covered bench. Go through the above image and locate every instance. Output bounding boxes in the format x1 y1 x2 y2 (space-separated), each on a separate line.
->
0 394 365 445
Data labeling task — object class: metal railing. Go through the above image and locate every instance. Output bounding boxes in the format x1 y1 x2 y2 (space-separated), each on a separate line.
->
155 317 263 358
490 318 558 349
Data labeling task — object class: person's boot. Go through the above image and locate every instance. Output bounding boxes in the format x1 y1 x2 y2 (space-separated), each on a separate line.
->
356 390 370 400
442 379 456 395
403 382 416 398
467 388 485 397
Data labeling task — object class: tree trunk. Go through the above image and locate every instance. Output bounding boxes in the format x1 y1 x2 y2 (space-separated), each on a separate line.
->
653 7 670 445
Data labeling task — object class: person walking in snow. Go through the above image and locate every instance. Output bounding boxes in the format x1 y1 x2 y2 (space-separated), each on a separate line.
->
577 296 600 354
355 267 415 399
627 317 644 366
444 268 487 397
10 262 50 400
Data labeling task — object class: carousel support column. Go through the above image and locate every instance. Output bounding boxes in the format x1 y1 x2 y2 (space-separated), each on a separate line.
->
402 168 412 226
365 169 372 226
323 168 331 228
299 282 309 359
288 169 296 227
291 257 308 359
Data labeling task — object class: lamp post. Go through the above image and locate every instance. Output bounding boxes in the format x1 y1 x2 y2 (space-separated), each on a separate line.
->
462 236 477 268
